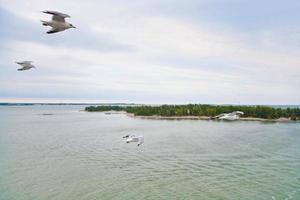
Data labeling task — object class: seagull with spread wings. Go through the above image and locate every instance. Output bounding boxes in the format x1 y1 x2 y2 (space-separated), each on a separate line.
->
123 135 144 146
16 61 36 71
41 11 76 34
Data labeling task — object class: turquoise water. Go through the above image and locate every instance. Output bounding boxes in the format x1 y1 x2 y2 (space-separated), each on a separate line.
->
0 105 300 200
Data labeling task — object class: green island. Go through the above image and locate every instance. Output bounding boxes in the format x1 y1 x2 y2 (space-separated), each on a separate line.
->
85 104 300 121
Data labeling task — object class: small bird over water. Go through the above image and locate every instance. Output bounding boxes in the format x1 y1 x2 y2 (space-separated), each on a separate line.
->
16 61 36 71
41 11 76 34
123 135 144 146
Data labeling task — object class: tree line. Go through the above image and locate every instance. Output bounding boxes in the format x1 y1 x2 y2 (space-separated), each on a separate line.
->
85 104 300 120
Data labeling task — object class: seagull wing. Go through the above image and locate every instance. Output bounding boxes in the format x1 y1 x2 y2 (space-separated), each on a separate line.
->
16 61 34 68
22 61 33 64
43 11 70 22
16 61 31 65
52 15 65 22
18 66 32 71
47 28 60 34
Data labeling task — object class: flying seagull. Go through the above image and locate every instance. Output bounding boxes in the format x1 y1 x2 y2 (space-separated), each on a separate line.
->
123 135 144 146
16 61 36 71
41 10 76 34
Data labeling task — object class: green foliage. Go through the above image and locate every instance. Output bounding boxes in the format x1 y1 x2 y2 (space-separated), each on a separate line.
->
85 105 300 120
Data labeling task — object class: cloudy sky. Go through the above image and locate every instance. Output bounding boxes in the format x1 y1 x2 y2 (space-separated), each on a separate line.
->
0 0 299 104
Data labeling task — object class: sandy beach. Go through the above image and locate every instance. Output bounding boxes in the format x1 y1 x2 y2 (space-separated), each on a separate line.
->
123 113 295 122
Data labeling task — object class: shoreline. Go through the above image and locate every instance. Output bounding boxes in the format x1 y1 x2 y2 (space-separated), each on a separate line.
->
119 112 296 122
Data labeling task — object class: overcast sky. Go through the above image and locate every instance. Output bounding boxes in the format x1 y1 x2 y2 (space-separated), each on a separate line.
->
0 0 299 104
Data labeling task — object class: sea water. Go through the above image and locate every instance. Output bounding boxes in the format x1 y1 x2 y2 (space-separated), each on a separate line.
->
0 105 300 200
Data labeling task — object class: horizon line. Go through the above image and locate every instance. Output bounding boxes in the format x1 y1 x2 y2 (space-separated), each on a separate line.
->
1 102 299 106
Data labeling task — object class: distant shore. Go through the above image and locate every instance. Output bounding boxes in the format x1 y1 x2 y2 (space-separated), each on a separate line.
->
85 104 300 122
87 108 299 122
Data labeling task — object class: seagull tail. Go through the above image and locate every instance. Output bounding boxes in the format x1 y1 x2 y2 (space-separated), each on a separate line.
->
40 20 49 26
